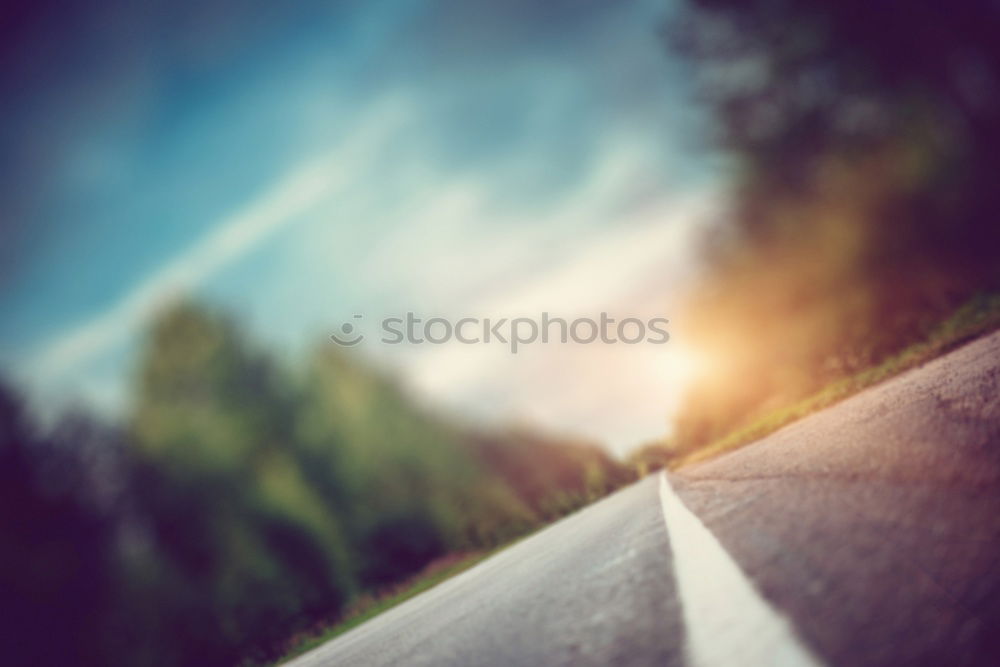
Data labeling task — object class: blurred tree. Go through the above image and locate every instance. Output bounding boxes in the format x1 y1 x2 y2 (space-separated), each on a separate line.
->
666 0 1000 449
669 0 1000 251
298 347 538 578
0 385 117 666
469 429 633 521
0 299 633 666
129 302 355 663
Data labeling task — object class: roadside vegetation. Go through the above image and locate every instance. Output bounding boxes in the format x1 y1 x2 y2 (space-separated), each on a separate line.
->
264 550 490 665
636 1 1000 469
0 300 632 667
634 292 1000 470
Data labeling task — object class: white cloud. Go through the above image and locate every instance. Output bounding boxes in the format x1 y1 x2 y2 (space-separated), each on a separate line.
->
357 130 675 311
28 97 411 386
387 190 719 455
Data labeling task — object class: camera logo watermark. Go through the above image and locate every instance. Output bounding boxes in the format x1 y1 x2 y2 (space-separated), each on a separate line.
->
330 313 669 354
329 314 365 347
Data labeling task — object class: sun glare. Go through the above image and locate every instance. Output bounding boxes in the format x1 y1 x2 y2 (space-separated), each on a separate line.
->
664 340 712 399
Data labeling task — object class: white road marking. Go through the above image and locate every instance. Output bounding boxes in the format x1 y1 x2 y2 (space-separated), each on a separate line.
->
658 473 824 667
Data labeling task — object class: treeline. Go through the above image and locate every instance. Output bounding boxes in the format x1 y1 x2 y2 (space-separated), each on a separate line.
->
661 0 1000 457
1 301 631 666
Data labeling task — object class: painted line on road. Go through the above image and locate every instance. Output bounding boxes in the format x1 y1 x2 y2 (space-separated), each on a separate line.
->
658 473 823 667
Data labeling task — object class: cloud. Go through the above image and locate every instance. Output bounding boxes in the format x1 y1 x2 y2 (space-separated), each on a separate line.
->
28 97 410 386
400 190 714 390
357 130 675 309
382 187 719 455
313 123 721 454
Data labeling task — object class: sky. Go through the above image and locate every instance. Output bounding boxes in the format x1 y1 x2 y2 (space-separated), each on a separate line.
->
0 0 723 456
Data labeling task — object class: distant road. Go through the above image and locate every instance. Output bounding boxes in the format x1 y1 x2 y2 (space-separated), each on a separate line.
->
289 332 1000 666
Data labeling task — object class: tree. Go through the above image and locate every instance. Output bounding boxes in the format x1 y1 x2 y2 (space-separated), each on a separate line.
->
129 301 354 663
0 385 118 665
666 0 1000 448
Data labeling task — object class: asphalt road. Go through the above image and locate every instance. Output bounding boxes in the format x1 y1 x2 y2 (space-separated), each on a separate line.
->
289 331 1000 667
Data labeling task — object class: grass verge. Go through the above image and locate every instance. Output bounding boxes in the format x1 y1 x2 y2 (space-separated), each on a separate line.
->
675 291 1000 468
268 550 494 665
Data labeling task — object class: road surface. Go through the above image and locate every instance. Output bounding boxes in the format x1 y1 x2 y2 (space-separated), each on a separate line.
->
289 331 1000 666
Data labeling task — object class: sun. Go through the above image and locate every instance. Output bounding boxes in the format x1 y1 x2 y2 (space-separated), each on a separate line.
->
663 339 713 398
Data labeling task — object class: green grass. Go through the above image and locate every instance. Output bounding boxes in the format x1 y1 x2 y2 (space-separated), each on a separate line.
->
675 291 1000 468
267 550 494 665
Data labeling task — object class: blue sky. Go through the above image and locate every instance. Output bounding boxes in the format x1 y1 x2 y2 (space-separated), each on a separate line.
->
0 0 723 455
